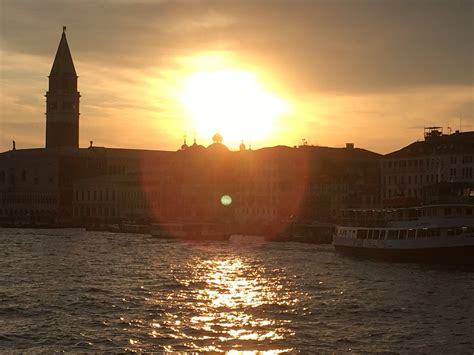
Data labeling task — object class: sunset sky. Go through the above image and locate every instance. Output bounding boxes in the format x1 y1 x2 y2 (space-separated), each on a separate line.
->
0 0 472 153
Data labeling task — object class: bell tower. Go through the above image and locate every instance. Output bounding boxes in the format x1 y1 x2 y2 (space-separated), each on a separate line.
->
45 27 80 149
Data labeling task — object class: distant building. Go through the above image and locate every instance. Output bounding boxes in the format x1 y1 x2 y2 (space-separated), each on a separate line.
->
234 145 381 231
0 148 105 225
381 127 474 206
69 143 381 229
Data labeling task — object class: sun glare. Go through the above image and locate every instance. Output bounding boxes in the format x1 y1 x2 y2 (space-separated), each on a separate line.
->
180 70 289 146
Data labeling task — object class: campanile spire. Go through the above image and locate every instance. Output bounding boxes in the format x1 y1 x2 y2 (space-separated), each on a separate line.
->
45 27 80 149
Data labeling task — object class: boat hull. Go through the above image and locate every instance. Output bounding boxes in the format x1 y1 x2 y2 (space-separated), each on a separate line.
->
334 244 474 265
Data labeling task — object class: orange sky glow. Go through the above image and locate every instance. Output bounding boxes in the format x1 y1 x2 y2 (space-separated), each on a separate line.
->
0 0 472 153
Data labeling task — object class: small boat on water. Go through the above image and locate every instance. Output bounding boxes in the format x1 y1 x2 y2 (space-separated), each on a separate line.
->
333 204 474 264
150 222 231 241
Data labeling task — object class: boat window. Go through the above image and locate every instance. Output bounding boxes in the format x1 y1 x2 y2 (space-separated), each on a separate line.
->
429 228 440 237
357 229 368 239
368 230 373 239
373 230 380 240
399 230 407 240
444 207 452 216
387 230 398 239
419 229 428 238
408 229 416 239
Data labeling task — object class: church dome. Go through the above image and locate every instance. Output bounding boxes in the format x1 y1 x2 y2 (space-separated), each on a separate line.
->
212 132 223 144
207 142 230 152
180 136 189 150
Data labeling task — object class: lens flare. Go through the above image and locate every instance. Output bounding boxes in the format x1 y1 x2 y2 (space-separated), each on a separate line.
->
220 195 232 206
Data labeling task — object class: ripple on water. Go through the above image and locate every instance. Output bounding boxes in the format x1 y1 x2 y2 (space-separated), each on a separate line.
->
0 229 473 352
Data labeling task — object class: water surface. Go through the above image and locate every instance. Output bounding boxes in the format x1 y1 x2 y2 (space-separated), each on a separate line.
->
0 229 472 352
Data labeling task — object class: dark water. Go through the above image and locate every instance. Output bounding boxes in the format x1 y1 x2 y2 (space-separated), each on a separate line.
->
0 229 473 353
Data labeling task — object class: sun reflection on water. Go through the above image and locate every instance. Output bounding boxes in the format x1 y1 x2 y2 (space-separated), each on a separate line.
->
142 254 298 352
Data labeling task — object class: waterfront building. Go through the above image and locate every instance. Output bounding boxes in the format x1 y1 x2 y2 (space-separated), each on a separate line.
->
381 127 474 206
69 142 381 229
235 144 381 232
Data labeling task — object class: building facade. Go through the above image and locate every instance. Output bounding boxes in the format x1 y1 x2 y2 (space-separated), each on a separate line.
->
381 127 474 206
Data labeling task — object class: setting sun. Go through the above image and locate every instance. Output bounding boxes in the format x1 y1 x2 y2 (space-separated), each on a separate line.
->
179 70 289 145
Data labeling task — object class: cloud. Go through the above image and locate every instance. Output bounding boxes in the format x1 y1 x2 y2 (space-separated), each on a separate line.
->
1 0 472 94
0 0 472 152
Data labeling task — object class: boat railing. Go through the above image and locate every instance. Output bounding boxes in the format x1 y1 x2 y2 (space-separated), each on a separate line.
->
336 226 474 241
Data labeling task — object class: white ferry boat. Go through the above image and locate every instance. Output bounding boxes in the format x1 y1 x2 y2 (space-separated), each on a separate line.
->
333 204 474 264
150 222 230 241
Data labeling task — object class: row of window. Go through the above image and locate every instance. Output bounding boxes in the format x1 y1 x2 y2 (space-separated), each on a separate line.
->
74 189 284 205
0 209 54 216
237 208 277 216
74 189 183 202
75 190 116 202
73 206 116 218
384 168 472 187
342 207 473 220
460 167 473 179
0 195 57 204
383 188 424 199
456 156 474 164
48 101 77 111
237 196 278 204
339 227 474 240
0 171 54 185
384 155 473 170
383 174 440 185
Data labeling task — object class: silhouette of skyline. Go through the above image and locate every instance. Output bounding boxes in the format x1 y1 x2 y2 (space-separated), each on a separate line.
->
1 0 472 153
